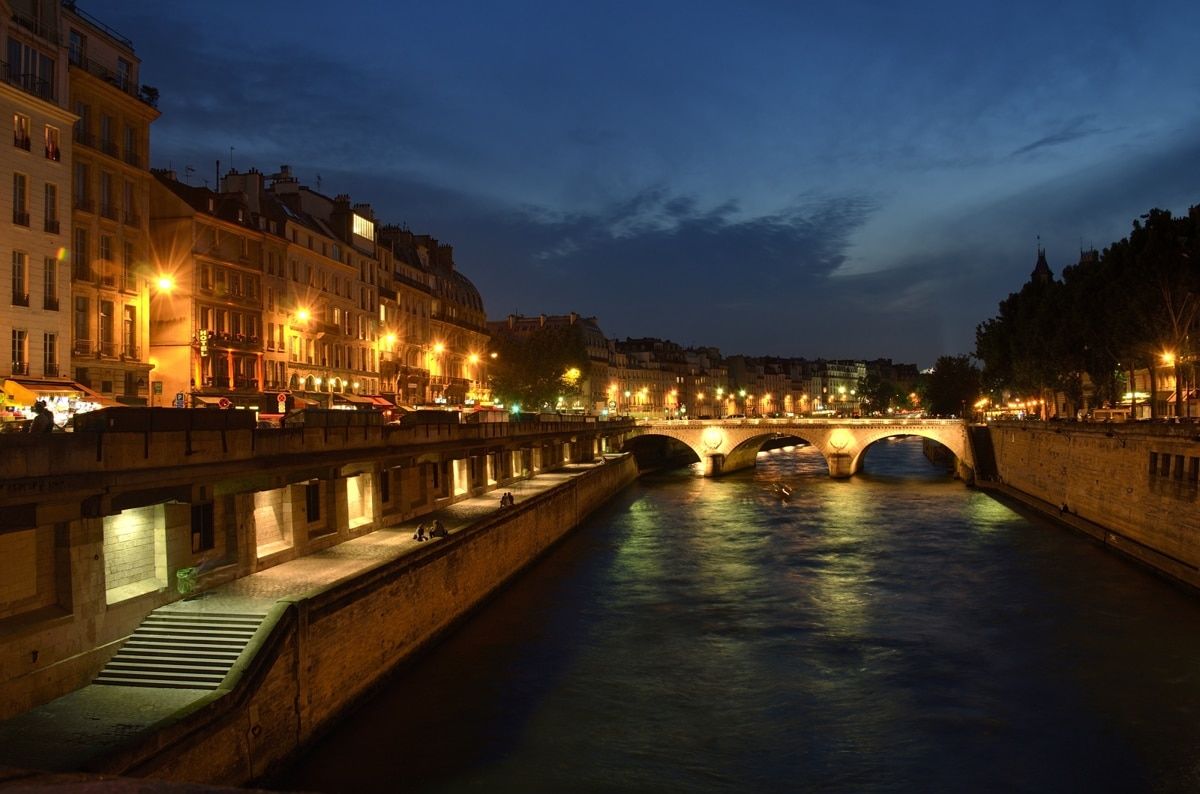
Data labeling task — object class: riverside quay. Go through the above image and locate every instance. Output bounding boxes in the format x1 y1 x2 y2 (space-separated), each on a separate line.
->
0 407 635 722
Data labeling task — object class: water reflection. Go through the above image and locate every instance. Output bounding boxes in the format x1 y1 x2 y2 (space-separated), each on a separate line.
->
280 439 1200 793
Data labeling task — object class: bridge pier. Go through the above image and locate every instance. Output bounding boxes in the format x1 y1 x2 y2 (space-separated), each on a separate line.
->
703 453 724 477
827 452 854 479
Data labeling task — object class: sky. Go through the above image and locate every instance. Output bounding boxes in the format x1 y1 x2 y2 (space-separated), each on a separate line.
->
85 0 1200 368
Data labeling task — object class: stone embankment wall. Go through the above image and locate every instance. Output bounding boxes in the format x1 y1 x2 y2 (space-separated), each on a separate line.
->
91 455 638 785
986 420 1200 587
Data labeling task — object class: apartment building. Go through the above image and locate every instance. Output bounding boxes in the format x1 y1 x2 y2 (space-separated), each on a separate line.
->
63 0 158 403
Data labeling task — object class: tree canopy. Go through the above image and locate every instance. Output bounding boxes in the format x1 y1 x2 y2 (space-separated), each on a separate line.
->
924 355 981 416
489 324 589 412
975 206 1200 416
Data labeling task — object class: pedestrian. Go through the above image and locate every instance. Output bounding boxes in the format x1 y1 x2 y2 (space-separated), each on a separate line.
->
413 523 427 542
28 401 53 433
500 492 508 508
430 519 447 538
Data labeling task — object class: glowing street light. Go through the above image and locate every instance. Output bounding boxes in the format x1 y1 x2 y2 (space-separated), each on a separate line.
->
155 275 175 292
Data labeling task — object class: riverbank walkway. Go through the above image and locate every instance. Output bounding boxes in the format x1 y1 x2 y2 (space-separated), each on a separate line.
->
0 463 611 779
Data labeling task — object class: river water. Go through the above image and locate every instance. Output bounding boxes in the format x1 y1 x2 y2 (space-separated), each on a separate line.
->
279 439 1200 793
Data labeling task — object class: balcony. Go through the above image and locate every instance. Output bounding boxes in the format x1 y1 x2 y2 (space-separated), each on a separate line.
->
99 139 118 158
11 291 29 307
122 273 137 293
12 210 29 227
1 62 55 102
44 218 60 234
123 148 140 168
99 203 118 221
72 265 95 282
74 129 94 148
123 211 140 227
73 339 92 356
100 273 116 288
45 144 60 161
13 133 30 151
43 363 59 377
43 296 59 311
74 196 94 212
10 361 28 376
121 345 140 361
99 342 117 359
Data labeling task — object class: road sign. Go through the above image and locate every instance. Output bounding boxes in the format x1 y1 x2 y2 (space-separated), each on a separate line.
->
218 397 231 409
173 392 185 408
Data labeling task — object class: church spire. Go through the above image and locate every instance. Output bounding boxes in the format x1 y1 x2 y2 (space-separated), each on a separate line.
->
1031 237 1053 284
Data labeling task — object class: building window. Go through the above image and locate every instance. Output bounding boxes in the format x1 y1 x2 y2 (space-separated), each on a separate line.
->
74 162 90 209
99 171 113 217
99 299 114 357
99 234 112 262
68 29 85 65
11 329 27 374
116 58 131 91
44 125 59 160
122 125 136 166
73 228 90 281
73 296 90 353
123 181 136 224
12 113 30 150
73 100 90 145
379 469 390 503
44 183 58 233
43 257 57 310
123 305 136 358
122 241 134 291
11 251 28 306
305 482 321 523
190 503 215 553
12 173 28 225
43 332 57 376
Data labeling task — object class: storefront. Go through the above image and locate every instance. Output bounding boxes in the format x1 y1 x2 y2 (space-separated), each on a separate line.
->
0 378 117 430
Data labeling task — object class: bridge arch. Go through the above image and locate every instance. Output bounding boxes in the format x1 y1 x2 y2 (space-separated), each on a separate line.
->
630 419 974 480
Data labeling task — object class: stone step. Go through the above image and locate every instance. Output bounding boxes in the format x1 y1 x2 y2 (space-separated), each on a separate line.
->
94 607 267 690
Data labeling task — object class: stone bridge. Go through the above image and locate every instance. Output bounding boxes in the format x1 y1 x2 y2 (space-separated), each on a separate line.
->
629 417 974 479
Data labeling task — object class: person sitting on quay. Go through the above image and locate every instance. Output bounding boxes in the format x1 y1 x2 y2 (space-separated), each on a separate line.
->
413 523 427 542
430 519 447 539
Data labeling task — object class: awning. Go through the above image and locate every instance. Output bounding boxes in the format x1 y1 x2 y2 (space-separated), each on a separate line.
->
333 393 376 405
2 378 119 407
192 395 228 407
365 395 394 408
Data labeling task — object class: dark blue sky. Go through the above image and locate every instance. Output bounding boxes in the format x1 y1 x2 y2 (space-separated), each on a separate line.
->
90 1 1200 367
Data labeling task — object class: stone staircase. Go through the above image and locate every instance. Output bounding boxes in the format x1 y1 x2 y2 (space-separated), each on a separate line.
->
94 610 267 690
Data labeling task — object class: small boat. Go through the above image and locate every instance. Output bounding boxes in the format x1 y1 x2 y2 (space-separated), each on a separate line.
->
773 483 792 499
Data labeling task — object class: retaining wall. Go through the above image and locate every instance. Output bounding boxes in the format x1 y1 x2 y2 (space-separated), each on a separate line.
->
89 455 638 785
986 421 1200 587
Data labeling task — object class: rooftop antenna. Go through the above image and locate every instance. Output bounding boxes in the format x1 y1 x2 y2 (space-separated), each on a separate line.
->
184 165 195 185
316 174 322 192
229 146 234 172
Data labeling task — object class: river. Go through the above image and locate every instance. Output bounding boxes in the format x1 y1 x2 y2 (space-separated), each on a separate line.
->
278 438 1200 792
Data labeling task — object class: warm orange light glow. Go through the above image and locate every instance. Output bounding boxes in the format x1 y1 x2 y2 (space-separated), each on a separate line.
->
155 275 175 292
468 353 480 365
296 308 311 323
1162 351 1177 366
433 342 445 354
384 333 397 346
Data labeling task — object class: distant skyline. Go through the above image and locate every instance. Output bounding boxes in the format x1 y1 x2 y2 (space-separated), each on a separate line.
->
87 0 1200 367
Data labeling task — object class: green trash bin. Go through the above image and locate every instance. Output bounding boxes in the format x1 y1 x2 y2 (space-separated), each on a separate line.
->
176 566 198 596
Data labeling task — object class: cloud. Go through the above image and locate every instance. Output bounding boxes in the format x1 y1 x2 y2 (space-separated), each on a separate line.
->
1011 116 1105 157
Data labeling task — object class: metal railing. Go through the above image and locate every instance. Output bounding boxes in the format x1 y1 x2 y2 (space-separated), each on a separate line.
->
43 296 58 311
12 210 29 226
11 291 29 307
9 361 28 375
44 218 59 233
13 133 30 150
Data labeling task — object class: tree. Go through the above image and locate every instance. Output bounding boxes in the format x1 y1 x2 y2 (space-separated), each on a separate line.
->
489 324 589 411
924 355 981 417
